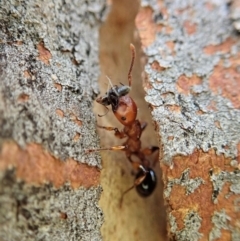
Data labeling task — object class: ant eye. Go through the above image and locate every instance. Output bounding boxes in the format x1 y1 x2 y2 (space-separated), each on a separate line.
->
121 116 126 121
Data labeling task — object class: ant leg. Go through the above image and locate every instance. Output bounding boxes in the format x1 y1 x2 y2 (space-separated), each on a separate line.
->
141 146 159 156
86 145 126 153
142 146 160 168
97 125 126 139
97 104 109 117
138 121 148 139
120 165 148 207
140 121 147 131
128 44 136 87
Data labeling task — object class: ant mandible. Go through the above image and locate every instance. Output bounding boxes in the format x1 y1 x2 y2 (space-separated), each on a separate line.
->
87 44 158 200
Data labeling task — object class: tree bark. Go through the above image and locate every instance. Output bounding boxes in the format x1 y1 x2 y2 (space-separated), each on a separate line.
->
136 0 240 240
0 0 106 240
2 0 240 241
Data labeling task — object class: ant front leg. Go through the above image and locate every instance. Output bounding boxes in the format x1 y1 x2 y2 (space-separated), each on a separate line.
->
97 124 126 139
86 126 127 153
86 145 127 153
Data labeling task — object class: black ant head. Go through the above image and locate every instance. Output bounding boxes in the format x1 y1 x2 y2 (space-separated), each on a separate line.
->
96 95 111 106
135 168 157 197
96 84 131 113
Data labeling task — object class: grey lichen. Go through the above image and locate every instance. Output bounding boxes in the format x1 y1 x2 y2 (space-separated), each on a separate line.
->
142 0 240 165
164 168 205 198
0 169 103 241
209 210 233 241
170 211 203 241
0 0 107 167
0 0 107 240
210 169 240 203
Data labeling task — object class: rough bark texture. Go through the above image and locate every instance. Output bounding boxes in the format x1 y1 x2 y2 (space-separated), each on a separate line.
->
136 0 240 240
0 0 106 240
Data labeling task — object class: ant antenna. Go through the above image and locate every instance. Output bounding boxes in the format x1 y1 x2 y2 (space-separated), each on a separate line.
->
128 44 136 87
98 105 109 117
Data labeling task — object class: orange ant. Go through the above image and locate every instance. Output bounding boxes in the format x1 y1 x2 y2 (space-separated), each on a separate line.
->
87 44 158 200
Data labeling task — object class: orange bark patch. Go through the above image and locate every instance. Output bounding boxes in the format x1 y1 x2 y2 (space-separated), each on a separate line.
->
167 136 174 141
135 7 157 48
209 55 240 109
161 149 238 238
24 70 31 79
167 105 181 113
171 210 185 230
166 41 175 53
54 83 62 91
196 110 204 115
56 109 64 118
0 141 100 188
157 0 169 18
18 93 29 102
135 2 170 48
207 100 217 111
176 74 202 95
214 120 221 129
204 37 236 55
73 132 81 142
183 21 197 35
59 212 68 220
37 41 52 65
151 60 166 72
70 113 83 126
205 2 215 11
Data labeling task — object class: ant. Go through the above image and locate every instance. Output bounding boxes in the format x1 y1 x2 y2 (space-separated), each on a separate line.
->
87 44 159 201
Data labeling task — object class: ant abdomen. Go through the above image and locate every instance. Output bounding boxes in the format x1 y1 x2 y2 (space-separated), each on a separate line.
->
135 168 157 197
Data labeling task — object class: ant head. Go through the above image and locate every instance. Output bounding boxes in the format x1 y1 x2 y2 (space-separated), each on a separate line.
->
96 95 110 106
135 168 157 197
113 95 137 126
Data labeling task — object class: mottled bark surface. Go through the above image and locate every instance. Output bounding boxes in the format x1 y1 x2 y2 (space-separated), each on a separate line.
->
0 0 105 240
136 0 240 240
2 0 240 240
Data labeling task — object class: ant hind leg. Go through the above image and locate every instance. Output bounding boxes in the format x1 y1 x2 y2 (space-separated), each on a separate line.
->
119 164 148 207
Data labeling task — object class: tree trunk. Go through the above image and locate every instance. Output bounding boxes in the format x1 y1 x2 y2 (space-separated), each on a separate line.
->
0 0 106 240
2 0 240 241
136 0 240 240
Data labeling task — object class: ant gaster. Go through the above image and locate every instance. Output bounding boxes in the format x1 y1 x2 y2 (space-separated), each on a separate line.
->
87 44 158 201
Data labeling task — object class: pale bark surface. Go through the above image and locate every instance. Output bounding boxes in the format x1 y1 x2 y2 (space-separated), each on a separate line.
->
0 0 106 240
2 0 240 241
136 0 240 240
